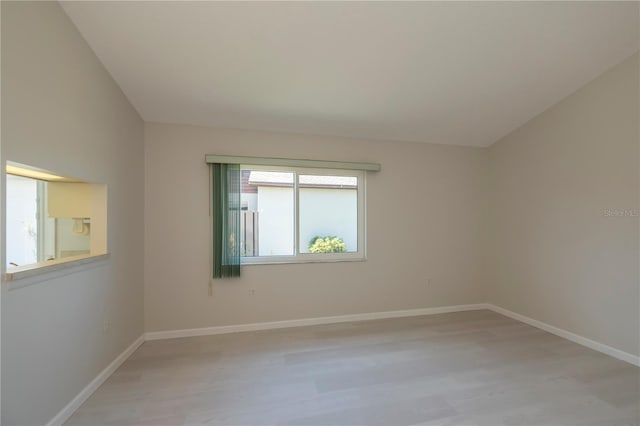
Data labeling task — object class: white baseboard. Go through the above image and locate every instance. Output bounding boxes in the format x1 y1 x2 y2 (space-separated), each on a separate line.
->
145 304 639 367
45 304 485 426
145 303 490 340
487 304 640 367
45 302 639 426
46 334 145 426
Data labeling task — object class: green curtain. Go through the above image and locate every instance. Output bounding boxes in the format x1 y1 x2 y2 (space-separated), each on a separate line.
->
211 163 241 278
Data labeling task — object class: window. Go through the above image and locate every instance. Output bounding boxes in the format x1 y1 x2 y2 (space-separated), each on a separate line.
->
5 162 108 280
239 165 365 264
206 155 380 270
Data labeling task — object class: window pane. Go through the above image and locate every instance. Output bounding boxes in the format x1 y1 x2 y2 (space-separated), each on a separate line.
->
241 169 294 256
299 174 358 254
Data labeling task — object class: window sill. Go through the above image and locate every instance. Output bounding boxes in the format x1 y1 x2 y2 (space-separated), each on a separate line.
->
4 253 110 289
241 255 366 266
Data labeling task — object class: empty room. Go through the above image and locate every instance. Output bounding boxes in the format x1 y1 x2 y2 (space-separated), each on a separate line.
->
1 1 639 425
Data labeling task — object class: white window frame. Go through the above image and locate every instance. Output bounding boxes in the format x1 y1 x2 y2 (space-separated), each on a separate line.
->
240 164 366 265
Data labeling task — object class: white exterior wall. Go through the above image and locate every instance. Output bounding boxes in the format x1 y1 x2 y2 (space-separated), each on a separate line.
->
299 188 357 252
254 186 357 255
242 193 257 211
257 187 294 256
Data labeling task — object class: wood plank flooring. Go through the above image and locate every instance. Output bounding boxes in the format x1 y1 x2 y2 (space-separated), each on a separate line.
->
65 310 640 426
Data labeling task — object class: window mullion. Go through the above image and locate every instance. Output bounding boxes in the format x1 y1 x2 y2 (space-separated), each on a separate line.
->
294 169 300 257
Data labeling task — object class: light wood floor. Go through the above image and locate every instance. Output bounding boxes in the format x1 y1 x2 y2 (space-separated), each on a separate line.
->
66 310 639 426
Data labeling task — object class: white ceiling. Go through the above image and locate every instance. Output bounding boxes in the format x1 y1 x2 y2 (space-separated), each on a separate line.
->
60 1 639 147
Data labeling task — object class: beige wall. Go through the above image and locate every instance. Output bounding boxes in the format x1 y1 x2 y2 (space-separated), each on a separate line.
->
144 123 489 332
488 53 639 356
144 53 639 358
1 2 144 425
1 2 637 423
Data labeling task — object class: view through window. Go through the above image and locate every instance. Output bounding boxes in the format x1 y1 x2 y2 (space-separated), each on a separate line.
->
239 165 364 263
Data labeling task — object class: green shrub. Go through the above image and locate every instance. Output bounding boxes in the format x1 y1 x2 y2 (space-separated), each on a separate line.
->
308 236 347 253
